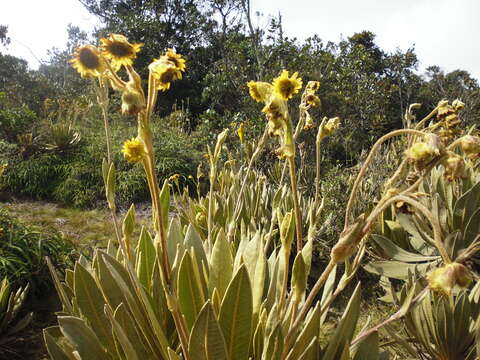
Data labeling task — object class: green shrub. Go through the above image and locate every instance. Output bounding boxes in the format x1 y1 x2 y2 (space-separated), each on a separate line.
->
1 120 202 208
0 209 74 293
0 92 38 143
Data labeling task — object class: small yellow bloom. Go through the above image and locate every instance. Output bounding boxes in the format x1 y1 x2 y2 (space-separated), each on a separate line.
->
122 138 146 163
0 163 7 177
306 80 320 93
272 70 302 100
70 45 106 78
247 81 273 103
162 49 186 72
100 34 143 68
149 55 185 91
262 96 288 136
237 123 245 143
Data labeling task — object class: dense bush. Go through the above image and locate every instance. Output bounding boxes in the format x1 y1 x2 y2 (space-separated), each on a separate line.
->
0 209 74 293
0 120 203 208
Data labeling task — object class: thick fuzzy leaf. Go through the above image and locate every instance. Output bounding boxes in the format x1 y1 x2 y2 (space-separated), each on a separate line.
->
188 301 228 360
58 316 108 360
352 331 379 360
208 229 233 299
178 252 205 330
184 225 208 270
135 227 156 290
371 234 439 263
364 261 436 280
43 326 73 360
322 283 361 360
73 262 115 353
219 265 253 360
287 303 320 360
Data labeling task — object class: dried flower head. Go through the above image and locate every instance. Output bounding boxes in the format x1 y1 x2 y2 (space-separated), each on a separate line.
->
122 138 146 163
247 81 273 103
305 93 321 108
427 262 472 295
442 151 466 181
100 34 143 69
318 117 340 140
121 90 144 115
70 45 106 78
272 70 303 100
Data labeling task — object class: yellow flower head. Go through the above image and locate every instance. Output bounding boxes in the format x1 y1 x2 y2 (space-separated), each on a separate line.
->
162 49 186 72
427 262 472 295
122 138 146 163
272 70 303 100
306 80 320 93
149 56 185 91
70 45 106 78
247 81 273 103
100 34 143 68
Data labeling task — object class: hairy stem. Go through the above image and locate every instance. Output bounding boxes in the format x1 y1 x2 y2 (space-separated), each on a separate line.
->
345 129 426 228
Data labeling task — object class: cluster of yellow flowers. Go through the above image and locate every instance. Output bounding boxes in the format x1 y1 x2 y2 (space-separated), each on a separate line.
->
70 34 187 164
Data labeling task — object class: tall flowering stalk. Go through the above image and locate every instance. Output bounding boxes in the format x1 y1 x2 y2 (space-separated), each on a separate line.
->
71 35 190 356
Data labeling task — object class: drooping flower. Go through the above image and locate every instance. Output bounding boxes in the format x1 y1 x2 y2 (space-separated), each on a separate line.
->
460 135 480 160
121 89 145 115
247 81 273 103
162 49 186 72
405 134 444 170
272 70 303 100
70 45 106 78
442 151 466 181
122 138 146 163
149 50 186 91
100 34 143 68
318 117 340 139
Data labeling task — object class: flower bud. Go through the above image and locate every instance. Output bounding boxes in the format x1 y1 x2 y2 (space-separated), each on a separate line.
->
427 262 472 295
405 134 444 170
318 117 340 140
331 214 366 263
442 151 466 181
452 99 465 111
460 135 480 159
121 90 145 115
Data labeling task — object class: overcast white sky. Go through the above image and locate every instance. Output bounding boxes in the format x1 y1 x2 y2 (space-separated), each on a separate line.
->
1 0 479 80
